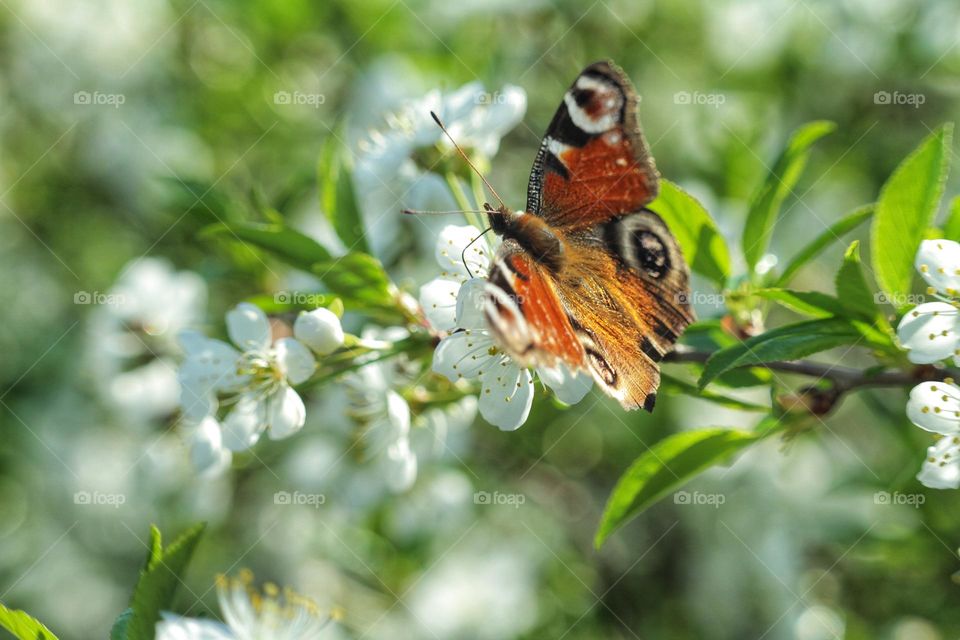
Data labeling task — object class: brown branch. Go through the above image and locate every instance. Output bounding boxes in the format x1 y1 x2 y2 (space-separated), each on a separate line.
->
664 349 950 393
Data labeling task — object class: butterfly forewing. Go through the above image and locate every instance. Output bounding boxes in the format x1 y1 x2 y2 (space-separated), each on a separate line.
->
525 60 659 228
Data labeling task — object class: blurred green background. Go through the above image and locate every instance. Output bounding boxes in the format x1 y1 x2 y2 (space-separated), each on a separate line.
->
1 0 959 638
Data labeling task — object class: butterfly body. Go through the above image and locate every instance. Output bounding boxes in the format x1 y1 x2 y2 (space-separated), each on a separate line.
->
481 60 694 412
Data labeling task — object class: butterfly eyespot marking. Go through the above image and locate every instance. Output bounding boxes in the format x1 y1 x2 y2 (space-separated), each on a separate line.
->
587 347 617 388
633 230 669 279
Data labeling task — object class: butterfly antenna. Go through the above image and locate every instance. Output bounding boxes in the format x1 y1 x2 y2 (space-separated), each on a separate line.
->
461 227 493 279
430 111 507 211
401 208 491 216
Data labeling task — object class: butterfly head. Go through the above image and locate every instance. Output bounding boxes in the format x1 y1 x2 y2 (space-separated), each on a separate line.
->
485 203 565 273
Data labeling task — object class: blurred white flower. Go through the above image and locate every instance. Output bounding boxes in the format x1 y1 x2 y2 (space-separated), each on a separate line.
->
178 303 317 461
89 258 206 423
354 83 526 260
897 240 960 364
425 226 591 430
294 307 345 355
906 380 960 489
346 357 418 492
157 570 336 640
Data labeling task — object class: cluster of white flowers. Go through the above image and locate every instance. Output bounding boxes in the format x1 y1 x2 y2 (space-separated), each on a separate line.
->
354 82 526 260
157 570 336 639
420 224 592 431
898 239 960 488
178 303 344 476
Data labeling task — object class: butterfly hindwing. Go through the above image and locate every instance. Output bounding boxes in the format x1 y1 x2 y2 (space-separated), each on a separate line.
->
525 60 659 229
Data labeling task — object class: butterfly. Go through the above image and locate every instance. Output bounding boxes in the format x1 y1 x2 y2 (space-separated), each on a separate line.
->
480 60 694 412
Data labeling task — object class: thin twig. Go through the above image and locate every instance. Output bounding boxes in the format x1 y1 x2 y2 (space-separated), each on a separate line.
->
664 349 950 392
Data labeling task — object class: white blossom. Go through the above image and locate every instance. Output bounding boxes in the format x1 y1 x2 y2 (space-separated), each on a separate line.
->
423 226 592 431
178 303 317 467
294 307 345 356
897 240 960 364
156 570 336 640
905 380 960 489
354 83 525 260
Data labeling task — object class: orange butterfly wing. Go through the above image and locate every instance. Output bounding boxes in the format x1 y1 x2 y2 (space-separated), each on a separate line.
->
484 60 694 411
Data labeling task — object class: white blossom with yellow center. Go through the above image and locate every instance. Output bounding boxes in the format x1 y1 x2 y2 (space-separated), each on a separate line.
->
897 239 960 364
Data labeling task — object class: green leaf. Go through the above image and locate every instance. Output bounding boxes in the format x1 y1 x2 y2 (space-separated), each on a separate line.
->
649 180 731 286
871 124 953 309
660 373 768 411
319 137 369 253
742 121 836 271
204 222 331 271
123 523 206 640
775 205 873 286
753 288 850 318
110 609 132 640
595 428 764 547
698 318 863 389
835 241 878 318
313 252 397 312
0 603 59 640
942 195 960 242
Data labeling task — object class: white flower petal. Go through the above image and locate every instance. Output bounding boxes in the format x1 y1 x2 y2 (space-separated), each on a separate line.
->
432 330 496 381
188 416 232 477
178 333 245 387
156 612 235 640
274 337 317 385
419 277 462 330
916 239 960 294
383 436 418 493
896 302 960 364
226 302 271 351
917 436 960 489
538 365 594 405
386 390 411 435
906 381 960 435
454 278 490 330
267 385 307 440
294 308 344 356
221 395 265 452
435 225 489 278
478 361 533 431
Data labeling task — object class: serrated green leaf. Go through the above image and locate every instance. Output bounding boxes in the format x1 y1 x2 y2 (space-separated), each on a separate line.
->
775 205 873 286
942 195 960 242
660 373 768 411
835 241 878 318
743 121 836 270
698 318 862 389
203 222 331 271
144 525 162 572
126 523 206 640
649 180 731 286
753 288 850 318
0 603 59 640
313 252 396 312
319 137 369 253
871 124 953 310
595 428 764 547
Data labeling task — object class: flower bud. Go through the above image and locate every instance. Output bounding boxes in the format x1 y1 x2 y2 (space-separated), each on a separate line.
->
294 307 344 355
